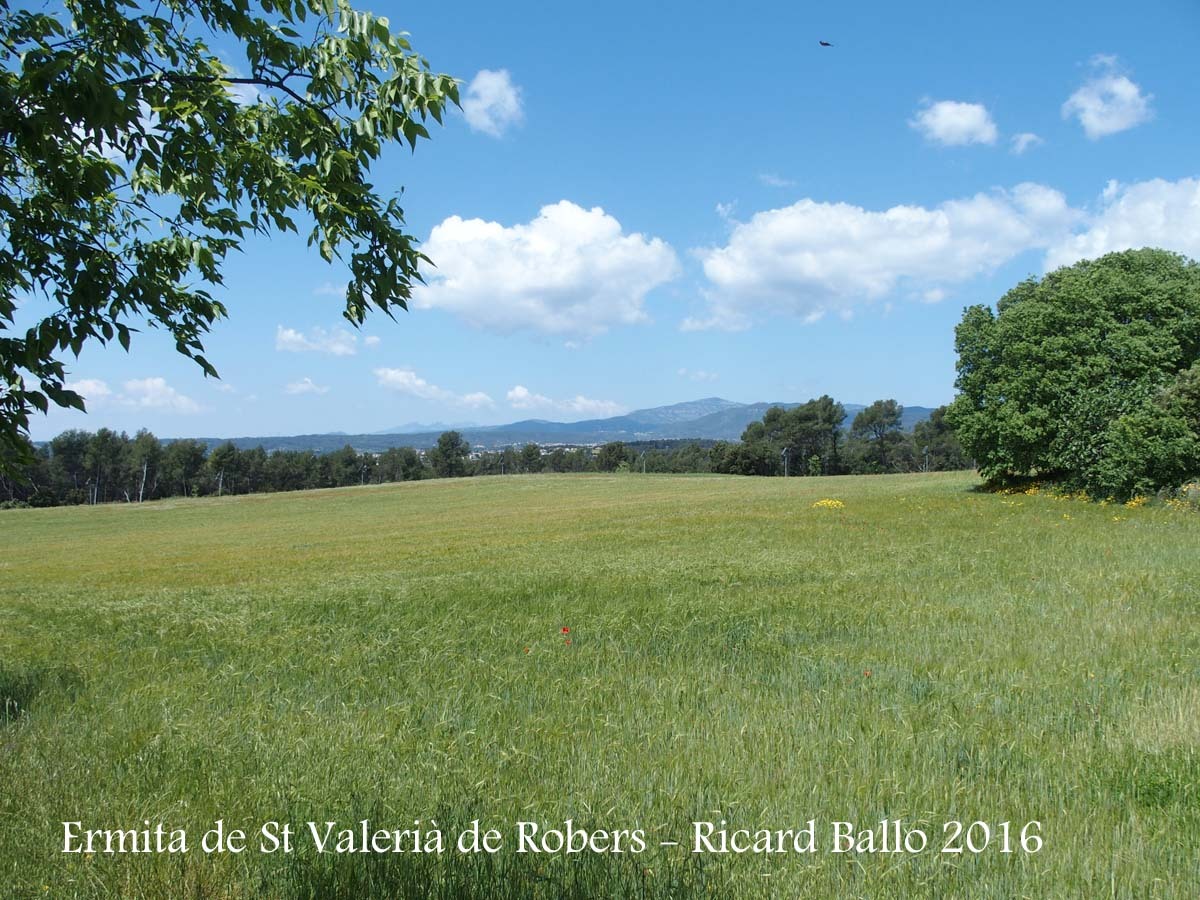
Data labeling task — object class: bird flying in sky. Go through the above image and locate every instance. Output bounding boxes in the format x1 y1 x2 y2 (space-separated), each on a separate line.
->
819 40 833 47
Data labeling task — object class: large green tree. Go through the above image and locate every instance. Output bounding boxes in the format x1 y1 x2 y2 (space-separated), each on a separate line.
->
739 396 847 475
849 399 904 473
428 430 468 478
946 248 1200 498
0 0 458 467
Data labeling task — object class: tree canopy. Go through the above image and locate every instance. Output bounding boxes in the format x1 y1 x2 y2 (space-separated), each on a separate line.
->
0 0 458 467
740 396 846 475
427 430 469 478
849 399 903 473
946 248 1200 498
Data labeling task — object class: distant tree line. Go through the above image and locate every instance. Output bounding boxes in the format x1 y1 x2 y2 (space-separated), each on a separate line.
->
708 398 968 476
1 400 967 508
0 428 652 507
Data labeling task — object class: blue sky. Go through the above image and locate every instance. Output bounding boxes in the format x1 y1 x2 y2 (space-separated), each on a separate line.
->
28 0 1200 439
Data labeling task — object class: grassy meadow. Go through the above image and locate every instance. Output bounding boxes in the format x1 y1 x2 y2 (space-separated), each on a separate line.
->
1 471 1198 897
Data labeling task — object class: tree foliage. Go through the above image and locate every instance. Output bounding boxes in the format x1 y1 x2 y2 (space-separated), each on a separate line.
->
912 405 970 472
0 0 458 466
738 396 846 475
946 249 1200 498
849 399 903 473
711 398 966 477
427 430 468 478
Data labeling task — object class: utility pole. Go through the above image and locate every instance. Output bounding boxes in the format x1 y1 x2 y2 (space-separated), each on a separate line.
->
781 447 790 478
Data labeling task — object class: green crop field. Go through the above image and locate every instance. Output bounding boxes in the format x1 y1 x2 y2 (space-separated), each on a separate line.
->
2 472 1198 898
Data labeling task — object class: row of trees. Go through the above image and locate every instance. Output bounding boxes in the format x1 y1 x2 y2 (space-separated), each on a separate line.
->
4 430 427 506
3 403 968 507
711 398 968 477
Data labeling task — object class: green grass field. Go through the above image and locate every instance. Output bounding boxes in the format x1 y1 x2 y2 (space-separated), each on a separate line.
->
2 472 1198 898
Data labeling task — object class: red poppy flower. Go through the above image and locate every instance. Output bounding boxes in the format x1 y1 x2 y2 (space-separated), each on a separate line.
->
564 639 572 646
561 627 570 634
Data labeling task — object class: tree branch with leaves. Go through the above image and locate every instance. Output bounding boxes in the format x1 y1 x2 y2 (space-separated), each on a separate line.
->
0 0 459 467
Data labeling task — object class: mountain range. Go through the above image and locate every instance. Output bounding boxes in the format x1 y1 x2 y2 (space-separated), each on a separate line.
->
181 398 938 453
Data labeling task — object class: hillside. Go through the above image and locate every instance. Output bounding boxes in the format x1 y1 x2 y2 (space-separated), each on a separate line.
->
179 398 938 452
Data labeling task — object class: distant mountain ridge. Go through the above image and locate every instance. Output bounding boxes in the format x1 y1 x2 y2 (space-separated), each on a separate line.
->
176 398 939 453
375 420 480 434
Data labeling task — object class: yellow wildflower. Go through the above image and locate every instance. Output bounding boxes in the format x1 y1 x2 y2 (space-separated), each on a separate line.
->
812 498 845 510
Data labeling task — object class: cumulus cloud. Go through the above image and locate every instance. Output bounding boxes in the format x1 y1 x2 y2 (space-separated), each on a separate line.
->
285 377 329 396
62 377 201 412
121 377 202 413
1044 177 1200 270
910 100 998 146
65 378 113 403
689 176 1200 328
689 183 1079 329
414 201 679 337
275 325 357 356
363 335 381 348
506 385 551 409
1062 57 1152 139
462 69 524 137
506 385 624 419
375 368 494 408
1010 132 1043 155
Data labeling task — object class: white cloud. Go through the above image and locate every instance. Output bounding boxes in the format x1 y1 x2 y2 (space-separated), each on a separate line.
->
506 385 623 419
1062 57 1152 139
1010 132 1043 155
414 201 679 337
677 367 719 382
690 183 1079 329
285 377 329 396
66 378 113 403
506 385 552 409
363 335 381 348
121 377 202 413
910 100 998 146
462 69 524 137
759 173 796 188
689 176 1200 328
62 376 202 412
375 367 494 408
275 325 357 356
715 201 737 220
1044 177 1200 270
226 82 262 106
459 392 495 409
